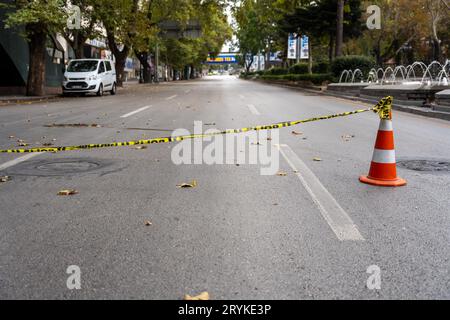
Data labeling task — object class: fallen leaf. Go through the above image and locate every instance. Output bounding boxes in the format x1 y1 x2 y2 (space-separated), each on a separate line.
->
277 171 288 176
313 157 323 162
18 143 28 147
144 220 152 226
57 189 78 196
133 146 147 150
184 292 209 301
267 137 272 141
341 134 355 142
292 131 303 136
0 176 10 183
177 180 197 188
8 136 14 139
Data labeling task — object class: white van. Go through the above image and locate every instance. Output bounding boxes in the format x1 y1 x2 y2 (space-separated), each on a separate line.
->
62 59 117 96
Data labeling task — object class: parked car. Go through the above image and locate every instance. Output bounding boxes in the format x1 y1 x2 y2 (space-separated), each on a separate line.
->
62 59 117 96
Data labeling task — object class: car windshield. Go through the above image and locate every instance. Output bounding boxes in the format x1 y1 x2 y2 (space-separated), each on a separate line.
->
67 60 99 72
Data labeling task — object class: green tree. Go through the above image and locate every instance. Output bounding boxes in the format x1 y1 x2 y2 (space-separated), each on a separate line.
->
94 0 138 86
3 0 67 96
233 0 268 72
62 0 101 59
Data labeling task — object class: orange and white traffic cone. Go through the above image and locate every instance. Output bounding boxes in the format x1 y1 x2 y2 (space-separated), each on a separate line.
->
360 99 406 187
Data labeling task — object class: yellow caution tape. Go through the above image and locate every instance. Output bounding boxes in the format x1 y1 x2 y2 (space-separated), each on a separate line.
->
0 97 393 154
373 96 393 120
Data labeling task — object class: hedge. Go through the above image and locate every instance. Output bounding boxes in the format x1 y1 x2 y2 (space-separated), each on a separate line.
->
264 67 288 75
312 61 330 74
330 55 375 78
260 73 334 85
289 63 309 74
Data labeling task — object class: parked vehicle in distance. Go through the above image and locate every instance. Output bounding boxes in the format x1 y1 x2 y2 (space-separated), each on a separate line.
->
62 59 117 96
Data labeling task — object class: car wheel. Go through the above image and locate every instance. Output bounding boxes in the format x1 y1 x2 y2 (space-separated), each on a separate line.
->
110 83 117 95
97 84 104 97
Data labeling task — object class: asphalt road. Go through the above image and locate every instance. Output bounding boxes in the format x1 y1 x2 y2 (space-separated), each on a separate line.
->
0 76 449 299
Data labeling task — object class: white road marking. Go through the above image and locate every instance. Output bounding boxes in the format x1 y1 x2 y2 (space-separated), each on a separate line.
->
275 144 364 241
0 153 43 171
120 106 151 118
247 104 261 115
166 95 178 100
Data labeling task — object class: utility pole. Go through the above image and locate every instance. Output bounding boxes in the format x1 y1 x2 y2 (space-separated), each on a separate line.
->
335 0 344 57
155 43 160 83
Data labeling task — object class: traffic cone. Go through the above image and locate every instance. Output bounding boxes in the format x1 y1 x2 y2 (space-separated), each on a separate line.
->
360 112 406 187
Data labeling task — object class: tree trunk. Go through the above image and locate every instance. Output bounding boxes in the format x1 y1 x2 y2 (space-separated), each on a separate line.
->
26 25 47 96
106 29 129 87
190 65 196 79
308 41 312 75
115 58 126 86
74 33 86 59
335 0 344 57
328 34 334 62
246 55 254 73
135 51 152 83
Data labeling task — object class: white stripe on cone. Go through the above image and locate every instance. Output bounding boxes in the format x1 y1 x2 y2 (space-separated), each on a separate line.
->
379 119 393 131
372 149 396 164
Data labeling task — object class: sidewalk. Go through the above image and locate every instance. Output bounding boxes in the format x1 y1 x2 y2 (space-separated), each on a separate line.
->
0 95 61 107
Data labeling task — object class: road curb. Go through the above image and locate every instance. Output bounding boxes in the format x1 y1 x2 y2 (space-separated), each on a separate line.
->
0 95 62 107
250 79 450 122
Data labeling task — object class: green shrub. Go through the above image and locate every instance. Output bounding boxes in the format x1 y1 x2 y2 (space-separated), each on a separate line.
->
330 55 375 78
264 67 288 75
284 73 334 85
312 61 330 74
260 73 333 85
289 63 309 74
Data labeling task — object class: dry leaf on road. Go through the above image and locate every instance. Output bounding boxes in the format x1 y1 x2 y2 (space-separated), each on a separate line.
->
144 220 152 226
177 180 197 188
277 171 288 176
184 292 210 300
57 189 78 196
0 176 10 183
133 146 147 150
341 134 355 142
313 157 323 162
292 131 303 135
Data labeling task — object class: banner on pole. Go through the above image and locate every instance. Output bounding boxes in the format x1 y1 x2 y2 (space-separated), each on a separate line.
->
300 35 309 59
287 34 297 60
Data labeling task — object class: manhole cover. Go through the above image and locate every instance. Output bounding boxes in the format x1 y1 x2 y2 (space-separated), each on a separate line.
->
0 158 113 177
36 161 100 174
398 160 450 172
